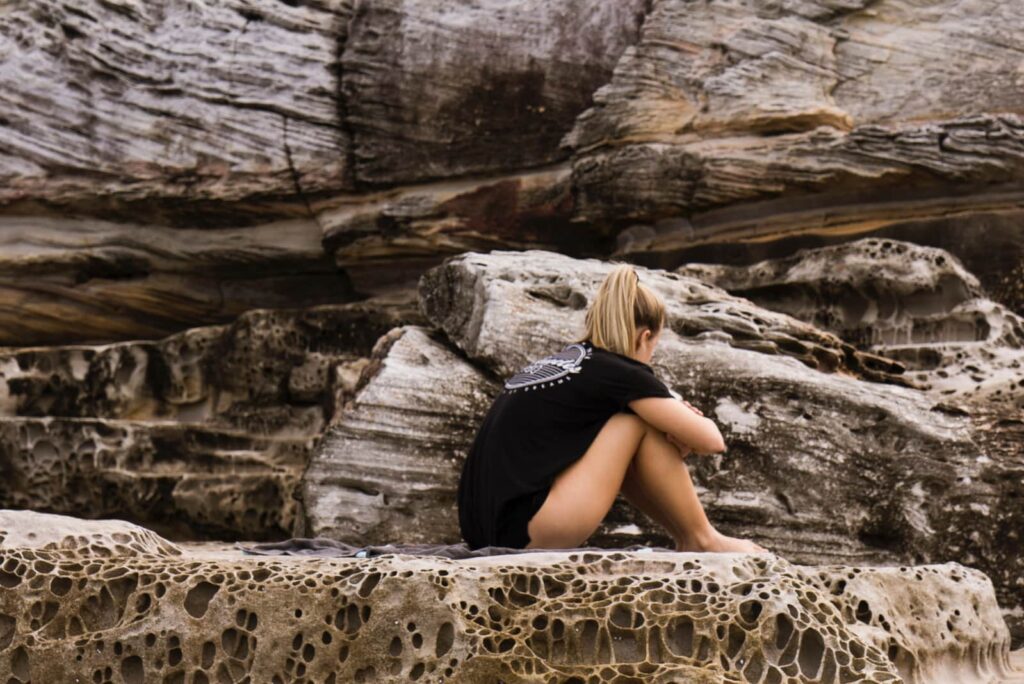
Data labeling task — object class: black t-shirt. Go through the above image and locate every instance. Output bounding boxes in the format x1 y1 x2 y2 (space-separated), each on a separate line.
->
457 338 676 549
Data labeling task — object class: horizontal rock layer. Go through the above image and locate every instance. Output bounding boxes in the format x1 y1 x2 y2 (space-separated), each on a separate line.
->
0 296 426 540
678 238 1024 408
0 511 1021 683
0 0 352 206
565 0 1024 226
0 215 357 346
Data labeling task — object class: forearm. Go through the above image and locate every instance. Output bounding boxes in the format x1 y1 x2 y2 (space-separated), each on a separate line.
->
669 394 726 454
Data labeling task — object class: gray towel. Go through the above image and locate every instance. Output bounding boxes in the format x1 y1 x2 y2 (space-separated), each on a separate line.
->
238 538 674 559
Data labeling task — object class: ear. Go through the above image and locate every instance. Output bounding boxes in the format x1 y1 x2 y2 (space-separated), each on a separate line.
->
636 327 651 347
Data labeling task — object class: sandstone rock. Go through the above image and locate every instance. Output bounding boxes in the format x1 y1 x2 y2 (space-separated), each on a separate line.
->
341 0 647 185
0 296 422 430
564 0 1024 240
0 215 357 346
417 249 1024 641
419 250 910 386
0 419 307 541
0 509 180 556
0 296 426 539
0 511 1021 683
316 165 601 268
302 325 499 543
631 209 1024 320
0 0 352 209
678 238 1024 408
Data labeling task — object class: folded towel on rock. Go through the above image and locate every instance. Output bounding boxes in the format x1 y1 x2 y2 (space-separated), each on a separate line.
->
238 538 670 559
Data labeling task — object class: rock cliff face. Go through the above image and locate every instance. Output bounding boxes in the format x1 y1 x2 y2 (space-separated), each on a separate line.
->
5 0 1022 344
0 511 1020 684
409 250 1024 639
564 0 1024 253
2 0 1023 674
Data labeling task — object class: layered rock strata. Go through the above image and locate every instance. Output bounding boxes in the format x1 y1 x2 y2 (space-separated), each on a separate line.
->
0 0 352 208
0 295 425 539
564 0 1024 235
678 238 1024 408
0 215 357 346
0 511 1021 683
302 325 499 544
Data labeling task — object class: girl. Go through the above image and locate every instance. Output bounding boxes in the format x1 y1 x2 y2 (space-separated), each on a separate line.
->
457 264 767 553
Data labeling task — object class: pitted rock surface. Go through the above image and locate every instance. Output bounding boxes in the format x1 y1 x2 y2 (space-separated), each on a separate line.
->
678 238 1024 408
0 513 1020 683
0 296 424 539
0 510 180 557
419 249 908 386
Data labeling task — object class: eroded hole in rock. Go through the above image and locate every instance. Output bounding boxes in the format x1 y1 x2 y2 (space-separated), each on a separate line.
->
434 622 454 657
184 581 220 619
797 629 825 679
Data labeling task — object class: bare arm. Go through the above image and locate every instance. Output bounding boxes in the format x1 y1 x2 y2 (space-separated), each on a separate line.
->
627 396 726 455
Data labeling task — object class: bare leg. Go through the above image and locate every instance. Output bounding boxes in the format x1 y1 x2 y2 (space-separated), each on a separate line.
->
526 413 767 553
625 425 767 554
618 460 686 544
526 413 647 549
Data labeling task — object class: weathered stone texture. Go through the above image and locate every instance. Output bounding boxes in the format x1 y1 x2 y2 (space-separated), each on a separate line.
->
0 215 357 346
0 511 1020 683
0 0 352 206
564 0 1024 239
678 238 1024 408
414 249 1024 641
303 325 499 543
341 0 648 185
0 296 426 539
317 165 597 268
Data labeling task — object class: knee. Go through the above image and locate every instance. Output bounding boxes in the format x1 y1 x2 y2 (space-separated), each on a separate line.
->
608 411 647 436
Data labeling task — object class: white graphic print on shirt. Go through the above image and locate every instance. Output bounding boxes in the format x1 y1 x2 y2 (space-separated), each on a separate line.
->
504 343 592 392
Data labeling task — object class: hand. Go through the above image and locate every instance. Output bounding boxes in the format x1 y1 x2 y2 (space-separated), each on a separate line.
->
665 432 692 458
681 400 703 416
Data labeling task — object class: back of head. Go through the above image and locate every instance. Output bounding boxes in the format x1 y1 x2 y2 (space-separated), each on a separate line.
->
576 263 666 356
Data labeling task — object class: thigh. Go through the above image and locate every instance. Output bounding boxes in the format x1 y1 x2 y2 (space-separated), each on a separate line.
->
527 412 647 548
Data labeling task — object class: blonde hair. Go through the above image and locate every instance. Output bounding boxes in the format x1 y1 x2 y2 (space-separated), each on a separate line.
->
574 264 666 356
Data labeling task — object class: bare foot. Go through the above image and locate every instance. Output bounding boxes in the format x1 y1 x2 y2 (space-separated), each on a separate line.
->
676 530 770 554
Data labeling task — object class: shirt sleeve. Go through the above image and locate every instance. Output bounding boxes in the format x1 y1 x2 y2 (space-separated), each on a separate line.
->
598 360 675 414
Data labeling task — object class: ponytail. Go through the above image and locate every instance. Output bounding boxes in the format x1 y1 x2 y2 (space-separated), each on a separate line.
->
575 264 666 356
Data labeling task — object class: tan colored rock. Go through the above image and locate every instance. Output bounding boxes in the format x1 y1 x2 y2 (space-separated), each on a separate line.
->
416 249 1024 642
0 510 180 556
564 0 1024 241
0 419 307 540
316 165 592 268
419 249 908 385
303 325 499 543
0 0 351 207
0 215 356 346
678 238 1024 408
0 511 1021 683
0 296 425 539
